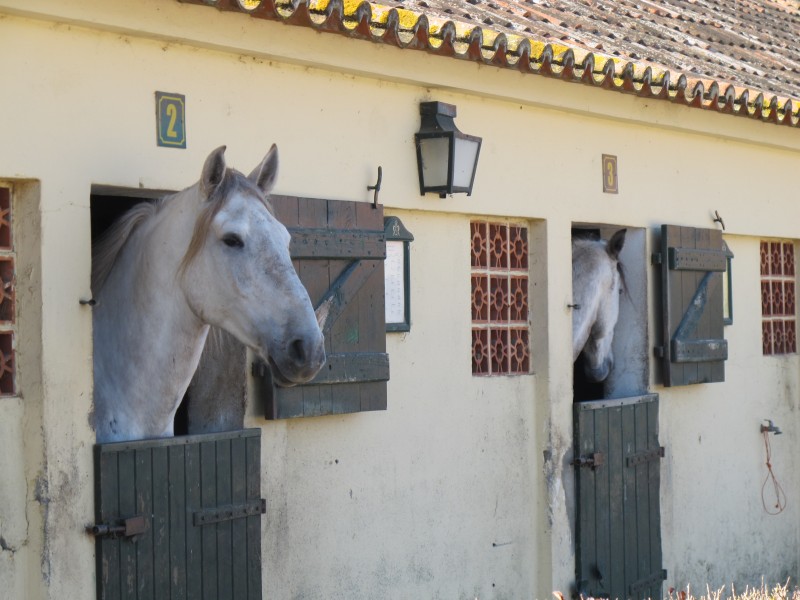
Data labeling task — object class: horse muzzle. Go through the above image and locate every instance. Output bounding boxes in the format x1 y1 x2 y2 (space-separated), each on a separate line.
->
268 334 326 386
583 356 613 383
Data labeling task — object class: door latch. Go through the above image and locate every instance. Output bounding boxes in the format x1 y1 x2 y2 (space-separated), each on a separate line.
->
572 452 605 470
87 514 148 539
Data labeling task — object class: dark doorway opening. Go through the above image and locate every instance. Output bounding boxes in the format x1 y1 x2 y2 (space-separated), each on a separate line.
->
571 225 648 403
90 186 190 435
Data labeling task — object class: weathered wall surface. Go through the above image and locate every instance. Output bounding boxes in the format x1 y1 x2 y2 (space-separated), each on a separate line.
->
0 1 799 598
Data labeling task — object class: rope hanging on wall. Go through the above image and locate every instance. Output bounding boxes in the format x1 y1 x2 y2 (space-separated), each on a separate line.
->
761 430 787 515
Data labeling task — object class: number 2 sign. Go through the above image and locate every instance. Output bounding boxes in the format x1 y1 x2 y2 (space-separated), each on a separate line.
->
156 92 186 149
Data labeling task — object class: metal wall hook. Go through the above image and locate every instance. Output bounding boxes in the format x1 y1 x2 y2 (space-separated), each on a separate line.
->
568 303 581 310
80 298 97 307
713 210 726 230
368 166 382 208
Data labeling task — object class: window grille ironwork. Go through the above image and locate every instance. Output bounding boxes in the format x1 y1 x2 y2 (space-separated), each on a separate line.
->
761 240 797 355
470 220 529 375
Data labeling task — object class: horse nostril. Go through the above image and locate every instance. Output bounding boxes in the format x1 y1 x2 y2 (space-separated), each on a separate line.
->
288 339 307 366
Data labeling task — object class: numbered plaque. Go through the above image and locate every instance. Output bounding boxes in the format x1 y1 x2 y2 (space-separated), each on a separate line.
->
156 91 186 149
602 154 618 194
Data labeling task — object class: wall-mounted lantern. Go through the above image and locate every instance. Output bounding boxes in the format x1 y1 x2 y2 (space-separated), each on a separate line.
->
415 101 482 198
384 216 414 332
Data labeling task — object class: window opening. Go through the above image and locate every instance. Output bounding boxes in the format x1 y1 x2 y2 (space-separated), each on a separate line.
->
761 240 796 355
91 187 192 433
470 220 530 376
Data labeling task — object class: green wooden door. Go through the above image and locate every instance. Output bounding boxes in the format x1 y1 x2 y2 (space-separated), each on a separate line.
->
93 429 264 600
574 395 665 600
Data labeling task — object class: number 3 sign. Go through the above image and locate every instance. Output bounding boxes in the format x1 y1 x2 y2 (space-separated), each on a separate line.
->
156 92 186 149
601 154 618 194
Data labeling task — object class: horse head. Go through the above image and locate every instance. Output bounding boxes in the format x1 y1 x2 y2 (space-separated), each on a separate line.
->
181 145 326 386
572 229 626 383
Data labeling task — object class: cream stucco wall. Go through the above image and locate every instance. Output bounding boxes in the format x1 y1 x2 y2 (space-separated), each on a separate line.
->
1 1 799 598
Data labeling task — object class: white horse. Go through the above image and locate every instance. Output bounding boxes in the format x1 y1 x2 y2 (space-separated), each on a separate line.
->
572 229 626 383
92 145 325 443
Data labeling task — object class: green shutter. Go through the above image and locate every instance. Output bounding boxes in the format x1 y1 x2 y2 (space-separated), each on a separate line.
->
656 225 728 386
256 196 389 419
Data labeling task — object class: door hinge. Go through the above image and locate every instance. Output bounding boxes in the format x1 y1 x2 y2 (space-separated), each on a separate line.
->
627 446 665 467
193 499 266 526
87 514 148 539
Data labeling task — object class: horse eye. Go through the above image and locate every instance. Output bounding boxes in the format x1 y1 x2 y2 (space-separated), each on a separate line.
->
222 233 244 249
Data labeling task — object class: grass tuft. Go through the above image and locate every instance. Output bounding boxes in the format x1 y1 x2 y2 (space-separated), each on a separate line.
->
666 581 799 600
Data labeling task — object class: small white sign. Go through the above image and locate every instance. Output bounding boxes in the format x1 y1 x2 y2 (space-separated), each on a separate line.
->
384 240 405 324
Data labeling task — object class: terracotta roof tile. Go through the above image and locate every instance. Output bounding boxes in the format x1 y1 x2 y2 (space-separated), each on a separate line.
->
182 0 800 129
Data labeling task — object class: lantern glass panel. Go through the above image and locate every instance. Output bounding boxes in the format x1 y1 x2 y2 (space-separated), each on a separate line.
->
418 136 450 188
453 136 480 190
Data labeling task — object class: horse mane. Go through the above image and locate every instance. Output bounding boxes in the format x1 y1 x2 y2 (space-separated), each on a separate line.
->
92 200 163 293
92 168 275 294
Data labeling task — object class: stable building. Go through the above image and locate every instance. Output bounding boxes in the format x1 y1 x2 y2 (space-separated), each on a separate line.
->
1 0 799 598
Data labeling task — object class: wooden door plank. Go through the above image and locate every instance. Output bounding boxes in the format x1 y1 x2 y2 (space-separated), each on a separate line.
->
96 449 121 600
355 202 385 411
151 446 170 600
708 231 726 383
269 195 300 228
574 406 596 595
298 196 330 417
621 403 638 597
185 442 202 600
134 449 155 600
634 402 652 596
216 439 234 600
661 225 680 386
606 406 625 599
168 445 188 599
278 195 311 417
230 437 249 600
325 206 358 342
593 407 611 599
245 434 262 599
647 399 664 600
679 226 699 385
200 441 218 600
695 227 711 384
116 450 137 600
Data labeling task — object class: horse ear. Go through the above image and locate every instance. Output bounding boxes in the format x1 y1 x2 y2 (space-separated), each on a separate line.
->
201 146 227 197
607 229 626 259
249 144 279 194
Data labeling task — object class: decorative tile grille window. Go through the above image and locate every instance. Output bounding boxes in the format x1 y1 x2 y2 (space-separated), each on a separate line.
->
471 221 530 375
0 187 14 394
761 240 796 356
